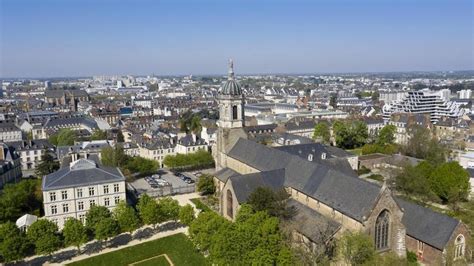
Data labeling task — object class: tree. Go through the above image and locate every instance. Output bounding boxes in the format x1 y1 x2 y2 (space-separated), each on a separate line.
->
158 197 180 222
190 115 202 135
0 222 30 262
113 201 140 233
101 145 129 168
332 120 368 149
430 161 470 205
405 125 447 164
86 205 112 232
27 219 62 255
137 194 162 227
35 152 60 177
376 125 396 146
247 187 293 219
338 231 375 265
329 94 337 109
196 174 215 195
0 179 42 223
49 128 76 146
126 156 158 176
395 161 437 201
116 130 125 143
179 204 195 226
313 122 331 144
94 217 119 244
63 218 88 253
90 129 107 140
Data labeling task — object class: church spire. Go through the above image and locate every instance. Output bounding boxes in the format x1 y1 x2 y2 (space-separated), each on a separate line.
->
228 58 234 80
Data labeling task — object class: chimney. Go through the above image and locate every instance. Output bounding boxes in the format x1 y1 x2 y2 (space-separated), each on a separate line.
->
192 133 197 143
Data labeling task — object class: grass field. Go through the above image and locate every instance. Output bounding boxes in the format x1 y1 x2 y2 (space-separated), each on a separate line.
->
68 233 207 266
129 255 171 266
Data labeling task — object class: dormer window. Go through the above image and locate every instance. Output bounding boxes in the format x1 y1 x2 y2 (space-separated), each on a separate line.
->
321 152 327 160
308 154 313 161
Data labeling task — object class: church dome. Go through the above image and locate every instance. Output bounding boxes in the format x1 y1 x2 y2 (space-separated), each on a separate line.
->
220 59 242 96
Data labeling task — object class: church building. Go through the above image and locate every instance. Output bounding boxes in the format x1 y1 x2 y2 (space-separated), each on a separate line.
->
212 60 471 264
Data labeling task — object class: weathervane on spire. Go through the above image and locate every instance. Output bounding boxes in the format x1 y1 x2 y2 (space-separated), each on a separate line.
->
228 58 234 80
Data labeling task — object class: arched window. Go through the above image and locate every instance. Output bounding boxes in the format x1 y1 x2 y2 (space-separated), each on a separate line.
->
454 234 465 259
232 105 238 120
226 189 233 219
375 210 390 250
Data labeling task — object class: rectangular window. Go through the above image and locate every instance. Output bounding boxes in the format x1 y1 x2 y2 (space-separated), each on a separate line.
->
89 200 95 207
114 196 120 204
51 205 57 215
104 197 110 206
63 203 69 213
114 184 119 193
77 188 83 198
79 214 85 224
89 187 95 196
61 190 68 200
417 241 424 253
78 201 84 211
103 185 109 194
49 192 56 202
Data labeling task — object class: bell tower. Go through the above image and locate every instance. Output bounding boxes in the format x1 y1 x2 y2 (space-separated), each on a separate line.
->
213 59 248 170
217 59 244 129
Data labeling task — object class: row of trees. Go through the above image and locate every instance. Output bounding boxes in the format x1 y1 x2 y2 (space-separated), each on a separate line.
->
163 150 214 170
100 146 158 177
0 197 194 263
189 206 295 265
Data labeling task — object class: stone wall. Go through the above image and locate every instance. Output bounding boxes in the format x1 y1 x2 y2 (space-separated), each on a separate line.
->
363 187 406 257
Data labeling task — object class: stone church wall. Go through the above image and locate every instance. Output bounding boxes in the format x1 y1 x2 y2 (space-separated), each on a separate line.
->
363 188 406 257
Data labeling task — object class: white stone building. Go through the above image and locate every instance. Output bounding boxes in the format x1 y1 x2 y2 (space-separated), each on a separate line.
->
42 159 126 229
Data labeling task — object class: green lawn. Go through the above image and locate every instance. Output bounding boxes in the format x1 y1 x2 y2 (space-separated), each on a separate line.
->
68 233 208 266
130 255 170 266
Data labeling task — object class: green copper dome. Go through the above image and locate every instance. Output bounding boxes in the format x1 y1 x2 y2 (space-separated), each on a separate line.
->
221 59 242 96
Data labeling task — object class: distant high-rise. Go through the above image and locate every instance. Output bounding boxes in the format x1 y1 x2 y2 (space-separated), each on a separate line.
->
44 80 52 89
458 89 472 99
382 90 465 124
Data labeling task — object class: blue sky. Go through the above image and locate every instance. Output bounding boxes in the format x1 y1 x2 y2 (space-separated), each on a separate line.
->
0 0 473 78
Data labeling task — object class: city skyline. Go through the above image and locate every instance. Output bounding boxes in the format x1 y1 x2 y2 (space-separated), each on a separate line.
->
1 0 473 78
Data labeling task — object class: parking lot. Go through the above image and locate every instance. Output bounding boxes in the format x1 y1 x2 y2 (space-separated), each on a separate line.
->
130 169 209 197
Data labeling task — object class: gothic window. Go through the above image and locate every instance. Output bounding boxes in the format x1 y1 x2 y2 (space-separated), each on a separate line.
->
454 234 465 259
375 210 390 250
232 105 238 120
226 189 233 219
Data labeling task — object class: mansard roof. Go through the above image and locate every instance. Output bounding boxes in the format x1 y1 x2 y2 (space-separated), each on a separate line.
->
42 158 125 191
227 138 381 222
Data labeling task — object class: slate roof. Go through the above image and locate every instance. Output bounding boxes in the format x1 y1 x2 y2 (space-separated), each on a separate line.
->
275 143 356 176
228 138 381 222
229 168 286 203
42 159 125 191
214 167 239 183
285 199 341 243
44 117 98 129
395 198 460 250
